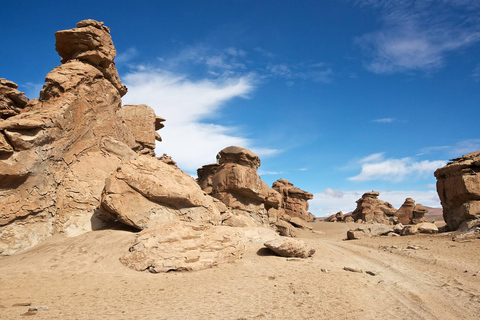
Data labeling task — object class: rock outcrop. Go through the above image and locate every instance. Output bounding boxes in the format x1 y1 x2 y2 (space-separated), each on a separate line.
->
395 198 429 225
0 20 169 256
197 146 282 227
350 191 397 224
0 78 29 119
272 179 315 222
434 151 480 230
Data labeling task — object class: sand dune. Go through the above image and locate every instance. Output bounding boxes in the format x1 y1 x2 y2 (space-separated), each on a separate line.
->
1 222 479 319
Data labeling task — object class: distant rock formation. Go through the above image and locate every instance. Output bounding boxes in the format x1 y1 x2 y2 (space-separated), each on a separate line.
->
434 151 480 231
272 179 315 222
350 191 397 224
395 198 429 225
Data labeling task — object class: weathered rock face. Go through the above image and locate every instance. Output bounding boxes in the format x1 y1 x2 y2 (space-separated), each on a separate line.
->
0 20 162 255
197 146 282 227
120 222 246 273
101 155 222 230
272 179 315 222
395 198 416 225
434 151 480 230
350 191 397 224
0 78 29 119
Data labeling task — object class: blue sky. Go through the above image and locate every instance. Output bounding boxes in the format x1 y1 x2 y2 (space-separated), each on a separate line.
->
2 1 480 216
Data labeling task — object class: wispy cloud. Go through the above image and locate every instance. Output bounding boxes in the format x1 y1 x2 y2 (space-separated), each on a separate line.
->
372 117 395 123
349 153 446 182
356 1 480 74
419 139 480 158
323 188 344 198
267 63 334 84
116 47 138 64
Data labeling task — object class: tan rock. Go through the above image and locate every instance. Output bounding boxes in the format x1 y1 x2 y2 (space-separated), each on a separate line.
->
264 237 315 258
272 179 315 222
346 224 393 240
101 155 221 230
0 78 29 119
351 191 397 224
120 222 246 273
417 222 438 234
395 198 415 225
0 20 164 254
434 151 480 230
197 146 282 227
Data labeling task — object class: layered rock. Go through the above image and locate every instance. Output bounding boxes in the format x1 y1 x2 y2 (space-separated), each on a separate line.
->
350 191 397 224
197 146 282 227
0 78 29 119
395 198 429 225
272 179 315 222
121 222 246 273
434 151 480 230
0 20 163 255
101 155 222 230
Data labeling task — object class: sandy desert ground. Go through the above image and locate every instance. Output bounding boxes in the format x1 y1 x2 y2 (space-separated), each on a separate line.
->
1 220 479 320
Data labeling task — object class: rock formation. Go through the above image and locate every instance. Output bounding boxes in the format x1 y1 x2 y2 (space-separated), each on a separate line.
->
0 78 29 119
264 237 315 258
272 179 315 222
434 151 480 230
395 198 429 225
197 146 282 227
120 222 245 273
350 191 397 224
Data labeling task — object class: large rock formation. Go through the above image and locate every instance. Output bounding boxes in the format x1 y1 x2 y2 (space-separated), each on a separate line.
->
434 151 480 230
197 146 282 227
350 191 397 224
272 179 315 222
0 20 198 258
395 198 429 225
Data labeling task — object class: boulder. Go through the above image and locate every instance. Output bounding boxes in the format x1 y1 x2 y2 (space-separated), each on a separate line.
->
434 151 480 230
350 191 397 224
416 222 438 234
346 224 393 240
264 237 315 258
326 211 344 222
120 222 246 273
101 155 222 230
272 179 315 222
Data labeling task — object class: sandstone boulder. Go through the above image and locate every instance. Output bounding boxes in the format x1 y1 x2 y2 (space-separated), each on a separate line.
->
395 198 429 225
272 179 315 222
350 191 397 224
434 151 480 230
101 155 222 230
326 211 344 222
120 222 246 273
346 224 393 240
264 237 315 258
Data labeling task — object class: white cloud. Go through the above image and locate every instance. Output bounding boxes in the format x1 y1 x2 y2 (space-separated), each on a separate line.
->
310 189 441 217
122 69 277 173
116 47 138 64
372 118 395 123
420 139 480 158
323 188 344 198
357 1 480 74
349 153 446 182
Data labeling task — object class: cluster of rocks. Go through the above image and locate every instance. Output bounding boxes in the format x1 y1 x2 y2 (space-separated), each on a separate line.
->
346 222 438 240
326 191 429 226
0 20 315 270
434 151 480 231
